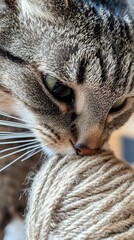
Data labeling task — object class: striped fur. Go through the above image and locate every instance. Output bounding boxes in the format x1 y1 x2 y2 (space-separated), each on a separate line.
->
0 0 134 155
0 0 134 156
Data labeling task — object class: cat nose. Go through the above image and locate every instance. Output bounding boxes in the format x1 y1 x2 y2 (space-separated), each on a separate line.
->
74 144 98 156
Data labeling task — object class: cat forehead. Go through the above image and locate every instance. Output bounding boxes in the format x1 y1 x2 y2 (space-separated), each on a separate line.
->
36 29 99 83
2 0 133 91
26 12 101 80
3 0 131 58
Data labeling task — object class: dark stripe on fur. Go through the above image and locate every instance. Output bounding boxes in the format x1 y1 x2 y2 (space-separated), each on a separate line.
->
0 48 25 64
112 23 129 88
124 22 132 41
77 58 87 84
129 77 134 92
123 60 133 89
96 49 107 83
108 14 115 32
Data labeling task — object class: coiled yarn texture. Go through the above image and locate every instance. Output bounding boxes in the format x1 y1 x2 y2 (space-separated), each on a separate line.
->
26 151 134 240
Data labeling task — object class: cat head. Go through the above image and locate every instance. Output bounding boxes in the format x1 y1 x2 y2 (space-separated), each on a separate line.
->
0 0 134 156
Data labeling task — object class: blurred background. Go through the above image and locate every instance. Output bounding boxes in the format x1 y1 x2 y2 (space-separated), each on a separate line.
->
110 114 134 166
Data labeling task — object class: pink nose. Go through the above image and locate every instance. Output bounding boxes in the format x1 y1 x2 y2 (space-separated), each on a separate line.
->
74 144 98 156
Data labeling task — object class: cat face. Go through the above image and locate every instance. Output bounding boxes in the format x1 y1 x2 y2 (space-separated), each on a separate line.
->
0 0 134 156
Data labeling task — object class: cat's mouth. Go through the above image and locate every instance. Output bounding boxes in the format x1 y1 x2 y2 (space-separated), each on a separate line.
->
33 126 102 157
32 128 75 156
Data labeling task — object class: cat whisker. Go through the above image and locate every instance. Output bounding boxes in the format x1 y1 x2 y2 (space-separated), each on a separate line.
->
0 112 51 171
0 131 32 135
0 146 42 172
0 111 33 125
0 131 15 134
0 120 33 129
21 148 41 162
0 141 38 153
0 139 37 145
0 143 40 159
0 133 35 140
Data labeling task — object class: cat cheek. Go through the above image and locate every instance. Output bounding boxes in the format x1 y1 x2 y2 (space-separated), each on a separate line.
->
32 128 75 155
52 143 75 155
43 140 76 156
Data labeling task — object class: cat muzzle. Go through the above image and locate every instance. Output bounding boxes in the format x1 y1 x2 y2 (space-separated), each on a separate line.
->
74 144 98 156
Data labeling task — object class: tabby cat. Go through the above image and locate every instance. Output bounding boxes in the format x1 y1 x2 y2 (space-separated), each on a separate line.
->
0 0 134 155
0 0 134 238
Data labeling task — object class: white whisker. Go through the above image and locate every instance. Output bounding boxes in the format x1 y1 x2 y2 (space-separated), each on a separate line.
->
0 141 38 153
0 111 33 125
0 132 14 134
0 143 40 159
0 133 35 140
0 131 32 135
0 146 41 172
21 147 41 162
0 139 37 145
0 112 51 170
0 120 33 129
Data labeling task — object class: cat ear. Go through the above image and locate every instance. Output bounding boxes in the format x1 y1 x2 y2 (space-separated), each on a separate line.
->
17 0 70 22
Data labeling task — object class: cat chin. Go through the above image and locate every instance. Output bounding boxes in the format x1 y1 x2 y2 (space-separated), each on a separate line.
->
41 145 56 158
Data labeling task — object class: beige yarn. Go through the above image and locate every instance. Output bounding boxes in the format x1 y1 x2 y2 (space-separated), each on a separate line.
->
26 151 134 240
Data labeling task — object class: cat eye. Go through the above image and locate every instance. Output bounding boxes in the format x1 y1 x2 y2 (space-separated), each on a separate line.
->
110 98 126 113
43 75 73 103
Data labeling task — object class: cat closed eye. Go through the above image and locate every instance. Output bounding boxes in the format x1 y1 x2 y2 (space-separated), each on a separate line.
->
110 98 126 113
43 75 73 103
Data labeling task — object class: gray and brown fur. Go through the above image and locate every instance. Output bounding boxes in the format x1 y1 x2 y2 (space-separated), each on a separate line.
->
0 0 134 154
0 0 134 235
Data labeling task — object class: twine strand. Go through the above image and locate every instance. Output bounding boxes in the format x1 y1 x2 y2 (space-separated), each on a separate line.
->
26 151 134 240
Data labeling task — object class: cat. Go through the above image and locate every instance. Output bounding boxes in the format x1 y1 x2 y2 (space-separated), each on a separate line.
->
0 0 134 156
0 0 134 238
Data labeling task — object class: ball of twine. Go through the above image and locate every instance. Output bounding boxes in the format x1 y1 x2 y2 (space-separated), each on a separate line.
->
26 151 134 240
